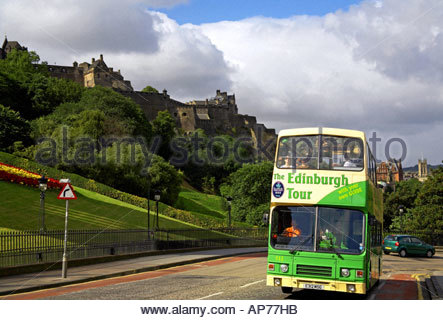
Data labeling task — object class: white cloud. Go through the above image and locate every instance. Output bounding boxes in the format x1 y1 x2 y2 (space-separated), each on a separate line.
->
197 0 443 165
0 1 231 100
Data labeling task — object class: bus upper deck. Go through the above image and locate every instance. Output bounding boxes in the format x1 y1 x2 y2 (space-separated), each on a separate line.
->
267 127 383 295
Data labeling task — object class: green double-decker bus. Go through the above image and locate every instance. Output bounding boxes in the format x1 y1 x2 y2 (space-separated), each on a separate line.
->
266 128 383 295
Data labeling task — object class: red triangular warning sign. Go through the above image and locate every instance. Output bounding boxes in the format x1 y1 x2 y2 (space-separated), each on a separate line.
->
57 183 77 200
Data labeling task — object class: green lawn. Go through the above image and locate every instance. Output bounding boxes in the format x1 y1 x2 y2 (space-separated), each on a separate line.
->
174 186 251 228
0 181 200 231
175 186 227 219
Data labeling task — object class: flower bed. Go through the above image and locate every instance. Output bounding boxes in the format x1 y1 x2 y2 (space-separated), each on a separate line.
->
0 162 61 189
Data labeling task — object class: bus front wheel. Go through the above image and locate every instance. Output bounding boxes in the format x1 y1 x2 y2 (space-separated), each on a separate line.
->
281 287 293 294
399 249 407 257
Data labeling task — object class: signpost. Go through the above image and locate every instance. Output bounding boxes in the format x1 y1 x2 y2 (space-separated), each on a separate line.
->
57 179 77 278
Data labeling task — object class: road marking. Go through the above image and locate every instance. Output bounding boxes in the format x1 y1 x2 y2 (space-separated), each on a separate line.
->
412 273 430 300
240 280 265 288
197 292 224 300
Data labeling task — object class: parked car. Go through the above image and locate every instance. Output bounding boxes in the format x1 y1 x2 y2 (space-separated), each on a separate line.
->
382 235 435 258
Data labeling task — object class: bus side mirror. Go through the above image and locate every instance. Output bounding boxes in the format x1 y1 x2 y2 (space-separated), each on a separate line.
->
263 213 269 226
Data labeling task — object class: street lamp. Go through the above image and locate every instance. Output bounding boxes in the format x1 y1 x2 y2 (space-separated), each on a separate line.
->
226 196 232 228
38 176 48 233
398 205 404 231
154 190 161 230
147 188 151 233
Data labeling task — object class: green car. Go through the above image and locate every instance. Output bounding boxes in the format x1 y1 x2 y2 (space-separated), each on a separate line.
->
382 235 435 258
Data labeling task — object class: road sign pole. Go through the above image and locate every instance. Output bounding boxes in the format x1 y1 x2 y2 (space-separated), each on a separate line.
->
62 199 69 278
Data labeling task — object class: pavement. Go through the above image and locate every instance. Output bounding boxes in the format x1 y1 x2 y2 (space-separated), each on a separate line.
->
0 247 268 298
427 271 443 300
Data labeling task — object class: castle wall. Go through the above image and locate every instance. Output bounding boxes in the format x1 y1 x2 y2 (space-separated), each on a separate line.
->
46 65 84 85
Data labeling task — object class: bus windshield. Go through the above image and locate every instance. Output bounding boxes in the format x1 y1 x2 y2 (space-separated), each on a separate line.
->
276 135 364 170
270 206 365 254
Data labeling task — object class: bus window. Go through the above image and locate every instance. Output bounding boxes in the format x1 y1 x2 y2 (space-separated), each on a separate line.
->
277 135 363 171
277 136 319 169
270 206 316 251
317 207 364 254
320 136 364 171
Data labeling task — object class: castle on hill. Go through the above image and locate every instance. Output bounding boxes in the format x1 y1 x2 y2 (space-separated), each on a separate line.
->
1 37 276 143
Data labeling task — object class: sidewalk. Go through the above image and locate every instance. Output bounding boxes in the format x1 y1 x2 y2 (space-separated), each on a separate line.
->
428 271 443 300
0 247 268 297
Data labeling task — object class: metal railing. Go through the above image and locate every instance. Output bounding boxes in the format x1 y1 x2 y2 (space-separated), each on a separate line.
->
0 228 268 268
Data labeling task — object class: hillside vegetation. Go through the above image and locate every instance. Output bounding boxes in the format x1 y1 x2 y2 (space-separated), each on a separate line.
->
0 180 197 231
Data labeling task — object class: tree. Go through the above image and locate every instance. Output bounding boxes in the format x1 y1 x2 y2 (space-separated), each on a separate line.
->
409 167 443 233
0 49 46 83
0 50 83 120
141 85 159 93
0 104 31 150
147 154 183 205
220 161 273 225
80 86 151 139
383 178 422 229
152 110 176 160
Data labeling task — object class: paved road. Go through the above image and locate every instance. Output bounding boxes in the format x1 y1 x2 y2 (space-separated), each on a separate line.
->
7 251 442 300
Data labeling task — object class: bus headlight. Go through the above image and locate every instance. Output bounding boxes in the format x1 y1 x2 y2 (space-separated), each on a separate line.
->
341 268 350 277
347 284 356 292
280 264 289 273
274 278 282 286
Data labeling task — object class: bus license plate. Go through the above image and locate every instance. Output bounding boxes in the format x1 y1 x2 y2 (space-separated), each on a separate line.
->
385 247 391 249
303 284 324 290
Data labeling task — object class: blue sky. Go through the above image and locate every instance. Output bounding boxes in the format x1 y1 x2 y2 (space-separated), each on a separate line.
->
156 0 363 24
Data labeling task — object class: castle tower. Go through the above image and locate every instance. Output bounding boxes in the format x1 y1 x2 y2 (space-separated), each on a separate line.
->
418 158 428 181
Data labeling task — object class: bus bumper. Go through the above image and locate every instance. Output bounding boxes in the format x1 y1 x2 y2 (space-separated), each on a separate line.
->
267 275 366 294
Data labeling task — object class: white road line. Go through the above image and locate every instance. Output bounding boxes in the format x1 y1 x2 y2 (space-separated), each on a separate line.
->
196 292 224 300
240 280 265 288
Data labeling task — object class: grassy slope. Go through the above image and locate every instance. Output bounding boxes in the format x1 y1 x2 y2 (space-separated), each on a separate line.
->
175 186 251 228
176 187 226 219
0 181 199 231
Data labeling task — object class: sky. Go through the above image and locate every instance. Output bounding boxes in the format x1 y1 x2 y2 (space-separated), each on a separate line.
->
1 0 442 166
157 0 362 24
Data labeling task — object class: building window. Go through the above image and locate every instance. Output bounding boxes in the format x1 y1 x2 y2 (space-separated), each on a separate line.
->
182 112 187 116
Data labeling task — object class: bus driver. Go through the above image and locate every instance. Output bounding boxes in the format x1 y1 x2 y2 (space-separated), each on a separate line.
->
282 219 301 237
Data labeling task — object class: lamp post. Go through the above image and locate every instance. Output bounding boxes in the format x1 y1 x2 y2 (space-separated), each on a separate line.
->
147 188 151 236
398 205 404 232
154 190 161 230
226 196 232 228
38 176 48 233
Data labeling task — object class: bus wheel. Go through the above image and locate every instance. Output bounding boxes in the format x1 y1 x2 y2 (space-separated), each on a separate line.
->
384 251 390 255
281 287 293 294
426 250 433 258
399 249 407 257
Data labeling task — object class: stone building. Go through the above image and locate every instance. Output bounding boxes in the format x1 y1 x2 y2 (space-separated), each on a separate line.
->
2 37 276 147
0 37 27 59
418 158 428 182
376 159 403 184
46 54 133 91
118 89 276 146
